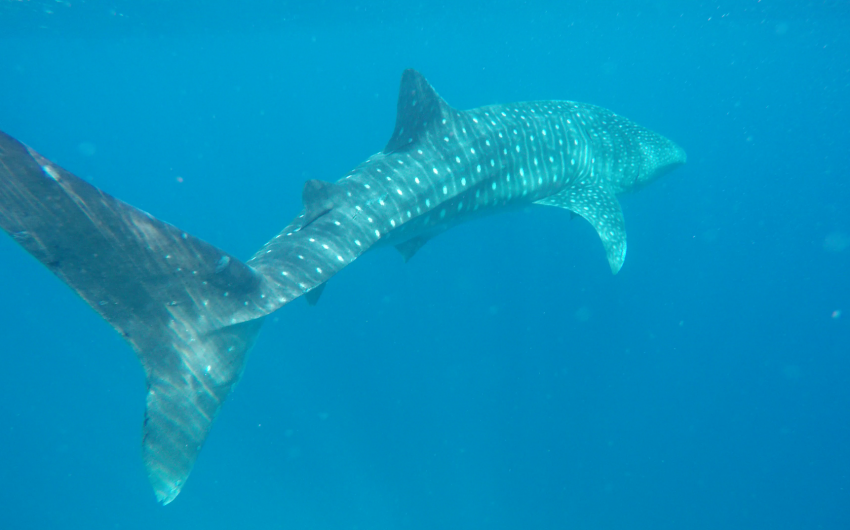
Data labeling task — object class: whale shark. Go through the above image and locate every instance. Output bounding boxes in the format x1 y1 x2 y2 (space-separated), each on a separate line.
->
0 69 685 504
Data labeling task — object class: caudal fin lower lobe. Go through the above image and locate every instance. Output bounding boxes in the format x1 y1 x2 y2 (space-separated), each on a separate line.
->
0 131 269 504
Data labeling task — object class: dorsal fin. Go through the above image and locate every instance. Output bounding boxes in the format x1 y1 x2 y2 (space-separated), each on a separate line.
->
384 69 451 154
296 179 340 231
302 179 337 210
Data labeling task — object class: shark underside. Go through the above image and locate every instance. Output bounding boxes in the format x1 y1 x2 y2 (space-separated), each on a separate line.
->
0 69 685 504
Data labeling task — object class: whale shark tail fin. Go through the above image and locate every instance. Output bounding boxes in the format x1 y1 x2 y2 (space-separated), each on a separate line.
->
0 131 269 504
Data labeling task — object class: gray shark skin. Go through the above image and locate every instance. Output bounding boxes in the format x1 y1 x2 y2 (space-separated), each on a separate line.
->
0 69 685 504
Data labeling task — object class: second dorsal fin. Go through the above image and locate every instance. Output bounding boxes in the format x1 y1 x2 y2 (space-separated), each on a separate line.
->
384 69 452 154
296 179 341 230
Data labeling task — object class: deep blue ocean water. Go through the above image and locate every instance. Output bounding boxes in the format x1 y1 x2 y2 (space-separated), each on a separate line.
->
0 1 848 528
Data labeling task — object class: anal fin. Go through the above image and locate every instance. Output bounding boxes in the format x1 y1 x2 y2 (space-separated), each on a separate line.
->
395 236 430 262
304 281 327 306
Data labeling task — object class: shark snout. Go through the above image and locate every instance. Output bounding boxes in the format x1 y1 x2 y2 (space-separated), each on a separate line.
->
639 135 686 186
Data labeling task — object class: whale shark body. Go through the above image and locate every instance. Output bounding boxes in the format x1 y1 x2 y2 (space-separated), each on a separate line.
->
0 69 685 504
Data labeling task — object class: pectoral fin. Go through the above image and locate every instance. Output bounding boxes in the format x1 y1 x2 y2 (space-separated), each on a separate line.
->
535 182 627 274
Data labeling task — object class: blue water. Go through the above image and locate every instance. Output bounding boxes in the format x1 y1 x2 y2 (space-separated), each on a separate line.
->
1 1 848 528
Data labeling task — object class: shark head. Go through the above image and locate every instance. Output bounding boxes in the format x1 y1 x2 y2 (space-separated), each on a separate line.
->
623 128 687 193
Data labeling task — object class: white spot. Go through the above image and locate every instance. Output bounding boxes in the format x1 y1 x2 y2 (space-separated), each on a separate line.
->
390 219 396 227
470 147 476 154
461 178 467 186
355 240 362 246
492 182 497 190
571 159 575 165
490 159 495 167
322 244 329 249
473 118 479 123
41 165 60 181
316 267 322 274
364 184 371 189
456 156 461 163
476 165 481 173
415 177 421 184
442 186 448 194
375 229 381 237
397 189 403 195
444 137 450 142
515 145 521 152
